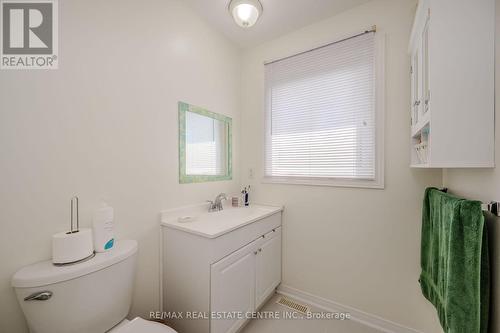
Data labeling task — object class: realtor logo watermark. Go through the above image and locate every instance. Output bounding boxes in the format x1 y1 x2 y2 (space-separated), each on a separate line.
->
1 0 58 69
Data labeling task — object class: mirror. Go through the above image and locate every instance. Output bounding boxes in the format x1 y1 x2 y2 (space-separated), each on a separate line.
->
179 102 232 183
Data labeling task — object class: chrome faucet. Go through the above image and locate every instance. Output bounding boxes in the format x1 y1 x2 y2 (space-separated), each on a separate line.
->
207 193 227 212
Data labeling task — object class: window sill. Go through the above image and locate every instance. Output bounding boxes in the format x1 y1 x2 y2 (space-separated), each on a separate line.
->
262 176 384 189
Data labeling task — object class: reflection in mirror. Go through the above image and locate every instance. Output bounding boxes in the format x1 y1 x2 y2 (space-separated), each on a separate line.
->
185 111 227 176
179 102 232 183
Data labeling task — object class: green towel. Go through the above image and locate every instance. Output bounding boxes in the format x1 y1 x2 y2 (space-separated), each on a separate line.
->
420 188 489 333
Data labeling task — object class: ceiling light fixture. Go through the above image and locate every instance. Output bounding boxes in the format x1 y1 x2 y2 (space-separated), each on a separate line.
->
228 0 263 28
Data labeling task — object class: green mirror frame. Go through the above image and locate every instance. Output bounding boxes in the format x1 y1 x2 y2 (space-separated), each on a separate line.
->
178 101 233 184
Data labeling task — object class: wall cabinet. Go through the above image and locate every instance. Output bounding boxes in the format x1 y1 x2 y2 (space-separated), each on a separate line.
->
162 208 282 333
409 0 495 168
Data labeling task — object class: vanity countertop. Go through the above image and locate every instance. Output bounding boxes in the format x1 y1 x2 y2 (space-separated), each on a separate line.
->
160 204 283 239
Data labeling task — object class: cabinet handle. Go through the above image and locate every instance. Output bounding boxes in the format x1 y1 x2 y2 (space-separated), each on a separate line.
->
413 100 421 107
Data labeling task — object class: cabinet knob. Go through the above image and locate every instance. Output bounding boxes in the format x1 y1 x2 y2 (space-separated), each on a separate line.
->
272 229 276 232
258 248 262 252
254 251 258 255
261 235 265 238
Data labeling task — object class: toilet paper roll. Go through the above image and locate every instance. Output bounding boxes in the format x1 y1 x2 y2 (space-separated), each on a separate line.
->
52 228 94 265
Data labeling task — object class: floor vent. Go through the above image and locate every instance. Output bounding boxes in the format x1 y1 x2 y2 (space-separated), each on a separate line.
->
276 296 310 314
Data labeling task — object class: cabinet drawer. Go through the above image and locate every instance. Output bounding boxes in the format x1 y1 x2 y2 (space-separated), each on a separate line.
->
263 226 281 241
210 212 282 263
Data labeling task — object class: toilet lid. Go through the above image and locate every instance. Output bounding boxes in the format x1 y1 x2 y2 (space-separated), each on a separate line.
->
113 317 177 333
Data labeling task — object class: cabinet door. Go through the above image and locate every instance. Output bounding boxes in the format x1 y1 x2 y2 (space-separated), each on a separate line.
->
255 227 282 308
410 52 419 125
210 240 259 333
421 16 430 114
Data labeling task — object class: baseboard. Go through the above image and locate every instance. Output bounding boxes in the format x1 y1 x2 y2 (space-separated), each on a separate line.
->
277 285 424 333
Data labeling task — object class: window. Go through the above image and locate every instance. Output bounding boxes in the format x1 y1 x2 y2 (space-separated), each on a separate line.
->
264 31 384 188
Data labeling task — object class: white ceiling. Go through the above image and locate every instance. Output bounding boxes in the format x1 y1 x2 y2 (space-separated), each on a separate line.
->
183 0 373 48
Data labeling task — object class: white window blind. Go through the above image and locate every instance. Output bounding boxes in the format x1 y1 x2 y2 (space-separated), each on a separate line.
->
264 32 382 187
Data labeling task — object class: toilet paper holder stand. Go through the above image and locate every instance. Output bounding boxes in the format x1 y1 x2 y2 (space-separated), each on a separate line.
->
53 196 96 267
68 196 80 234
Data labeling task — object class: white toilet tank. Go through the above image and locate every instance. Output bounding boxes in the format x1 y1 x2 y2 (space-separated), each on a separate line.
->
12 240 138 333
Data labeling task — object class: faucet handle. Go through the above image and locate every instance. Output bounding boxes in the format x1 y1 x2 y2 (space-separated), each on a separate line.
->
206 200 216 212
216 193 227 200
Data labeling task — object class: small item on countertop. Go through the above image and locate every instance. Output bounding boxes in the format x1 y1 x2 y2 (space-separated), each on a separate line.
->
178 216 197 223
240 189 246 207
245 185 250 206
241 186 251 206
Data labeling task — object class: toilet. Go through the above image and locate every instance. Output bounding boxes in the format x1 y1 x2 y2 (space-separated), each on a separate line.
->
12 240 176 333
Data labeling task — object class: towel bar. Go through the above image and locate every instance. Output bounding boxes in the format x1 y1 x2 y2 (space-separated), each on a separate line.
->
482 201 500 216
438 188 499 217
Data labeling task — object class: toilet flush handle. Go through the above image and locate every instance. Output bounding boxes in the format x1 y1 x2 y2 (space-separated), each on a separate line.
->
24 291 53 301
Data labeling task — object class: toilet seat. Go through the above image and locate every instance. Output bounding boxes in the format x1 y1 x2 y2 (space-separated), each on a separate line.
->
111 317 177 333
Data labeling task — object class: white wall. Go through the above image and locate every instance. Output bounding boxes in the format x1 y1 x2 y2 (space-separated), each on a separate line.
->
0 0 241 332
239 0 444 331
442 0 500 331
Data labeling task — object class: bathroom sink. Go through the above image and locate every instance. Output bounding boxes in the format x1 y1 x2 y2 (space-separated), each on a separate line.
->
160 204 282 238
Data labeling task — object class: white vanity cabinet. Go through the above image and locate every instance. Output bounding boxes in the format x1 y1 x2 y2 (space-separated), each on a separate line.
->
161 205 282 333
409 0 494 168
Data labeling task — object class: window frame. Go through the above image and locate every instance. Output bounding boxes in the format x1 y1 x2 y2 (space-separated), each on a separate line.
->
262 32 385 189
